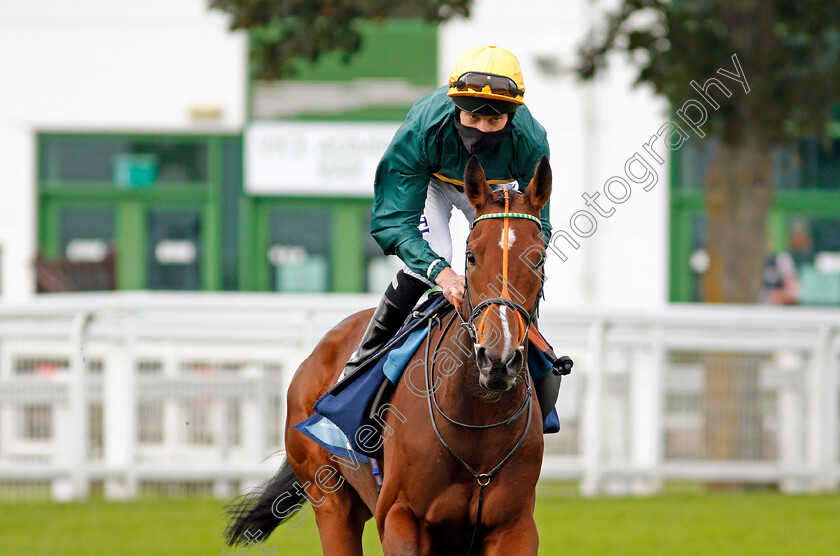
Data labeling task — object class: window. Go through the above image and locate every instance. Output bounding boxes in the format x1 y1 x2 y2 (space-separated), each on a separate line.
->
41 137 208 185
677 137 840 192
147 209 202 291
268 210 331 292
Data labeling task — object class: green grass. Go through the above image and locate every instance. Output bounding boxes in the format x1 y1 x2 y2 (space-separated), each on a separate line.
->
1 484 839 555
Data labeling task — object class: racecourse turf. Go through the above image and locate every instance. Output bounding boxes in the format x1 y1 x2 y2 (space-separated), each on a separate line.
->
1 483 838 555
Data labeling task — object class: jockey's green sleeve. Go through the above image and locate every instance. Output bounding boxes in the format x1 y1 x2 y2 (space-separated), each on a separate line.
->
371 86 552 283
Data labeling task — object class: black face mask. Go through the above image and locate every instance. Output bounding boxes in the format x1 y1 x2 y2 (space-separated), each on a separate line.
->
453 110 515 155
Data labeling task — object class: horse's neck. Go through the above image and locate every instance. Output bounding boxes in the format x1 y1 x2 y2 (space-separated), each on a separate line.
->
434 316 528 422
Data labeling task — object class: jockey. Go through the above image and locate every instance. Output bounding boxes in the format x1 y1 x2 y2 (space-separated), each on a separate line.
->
343 45 566 424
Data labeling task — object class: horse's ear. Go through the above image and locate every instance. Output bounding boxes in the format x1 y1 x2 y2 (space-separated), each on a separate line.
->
464 155 491 209
526 155 552 211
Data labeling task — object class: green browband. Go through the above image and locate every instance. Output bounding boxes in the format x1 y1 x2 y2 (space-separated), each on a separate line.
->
471 212 542 229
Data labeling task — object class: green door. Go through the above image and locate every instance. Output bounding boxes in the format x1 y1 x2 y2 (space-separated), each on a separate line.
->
244 198 381 293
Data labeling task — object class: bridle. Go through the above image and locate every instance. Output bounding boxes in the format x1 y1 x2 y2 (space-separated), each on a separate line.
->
457 185 546 352
425 185 547 554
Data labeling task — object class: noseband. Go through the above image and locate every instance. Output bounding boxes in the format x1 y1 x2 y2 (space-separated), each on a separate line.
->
458 187 545 352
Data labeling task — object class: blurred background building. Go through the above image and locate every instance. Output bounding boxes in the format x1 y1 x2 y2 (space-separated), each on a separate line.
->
1 0 838 307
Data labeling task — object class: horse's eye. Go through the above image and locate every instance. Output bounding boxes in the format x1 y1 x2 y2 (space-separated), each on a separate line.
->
466 252 476 265
535 254 546 268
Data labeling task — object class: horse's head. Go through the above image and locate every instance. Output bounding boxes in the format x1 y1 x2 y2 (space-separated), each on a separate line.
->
462 155 551 392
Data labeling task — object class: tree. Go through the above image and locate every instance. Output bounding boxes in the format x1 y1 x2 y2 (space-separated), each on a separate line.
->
578 1 840 473
578 0 840 304
209 0 472 80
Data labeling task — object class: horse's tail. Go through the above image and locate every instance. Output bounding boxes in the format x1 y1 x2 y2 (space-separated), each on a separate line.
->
224 458 305 546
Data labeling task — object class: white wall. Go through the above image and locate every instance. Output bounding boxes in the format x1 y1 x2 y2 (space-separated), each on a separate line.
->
0 0 247 301
440 0 670 309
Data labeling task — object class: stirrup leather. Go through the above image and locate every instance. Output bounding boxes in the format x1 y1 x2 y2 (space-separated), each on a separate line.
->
527 327 573 376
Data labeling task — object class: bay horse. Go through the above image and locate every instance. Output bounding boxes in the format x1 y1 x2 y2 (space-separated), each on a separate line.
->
226 155 552 555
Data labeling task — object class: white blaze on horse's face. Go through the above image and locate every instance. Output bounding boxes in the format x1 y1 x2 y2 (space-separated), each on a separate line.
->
463 154 552 394
475 305 524 393
499 227 515 249
498 307 513 360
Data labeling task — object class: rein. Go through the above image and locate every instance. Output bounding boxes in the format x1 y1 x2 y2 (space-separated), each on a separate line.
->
426 187 544 555
423 311 533 556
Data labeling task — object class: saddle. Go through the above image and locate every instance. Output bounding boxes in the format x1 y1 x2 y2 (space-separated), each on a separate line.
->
292 295 450 462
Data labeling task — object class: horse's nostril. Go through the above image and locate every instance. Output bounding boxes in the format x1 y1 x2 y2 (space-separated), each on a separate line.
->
476 346 493 370
476 346 523 377
504 350 523 376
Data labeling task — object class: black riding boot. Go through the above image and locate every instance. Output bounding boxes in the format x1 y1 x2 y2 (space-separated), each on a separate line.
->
341 270 429 380
535 372 563 422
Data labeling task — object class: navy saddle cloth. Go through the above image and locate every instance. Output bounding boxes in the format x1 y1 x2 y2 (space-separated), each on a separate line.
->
293 295 560 462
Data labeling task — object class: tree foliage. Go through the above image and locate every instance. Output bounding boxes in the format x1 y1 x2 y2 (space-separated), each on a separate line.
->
209 0 472 80
579 0 840 303
578 0 840 144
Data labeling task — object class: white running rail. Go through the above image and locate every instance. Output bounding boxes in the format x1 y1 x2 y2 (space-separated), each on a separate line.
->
0 292 838 500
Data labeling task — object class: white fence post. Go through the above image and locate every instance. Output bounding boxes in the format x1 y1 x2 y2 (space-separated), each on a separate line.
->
630 327 664 495
104 314 138 499
580 319 606 497
51 378 74 501
806 326 834 492
816 328 840 491
61 311 92 500
778 352 806 493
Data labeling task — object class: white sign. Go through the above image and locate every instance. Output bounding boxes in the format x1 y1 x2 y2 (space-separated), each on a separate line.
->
66 239 108 263
245 121 400 196
815 252 840 273
155 240 196 265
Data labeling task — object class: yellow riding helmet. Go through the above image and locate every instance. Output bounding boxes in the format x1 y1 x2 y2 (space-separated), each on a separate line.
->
447 45 525 114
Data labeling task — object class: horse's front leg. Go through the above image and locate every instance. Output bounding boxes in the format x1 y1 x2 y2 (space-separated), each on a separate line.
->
380 502 423 556
481 513 539 556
